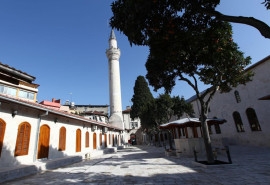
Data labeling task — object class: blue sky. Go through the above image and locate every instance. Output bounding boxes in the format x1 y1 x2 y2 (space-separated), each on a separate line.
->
0 0 269 109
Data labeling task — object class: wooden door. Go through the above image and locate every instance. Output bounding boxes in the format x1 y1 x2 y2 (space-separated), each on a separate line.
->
37 125 50 159
76 129 81 152
93 133 97 149
104 134 107 147
0 119 6 157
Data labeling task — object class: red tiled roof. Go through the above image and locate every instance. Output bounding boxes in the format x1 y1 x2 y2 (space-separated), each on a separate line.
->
39 100 61 108
0 94 123 130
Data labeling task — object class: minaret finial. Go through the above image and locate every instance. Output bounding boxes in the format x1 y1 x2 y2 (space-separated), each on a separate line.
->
110 29 116 40
109 29 117 48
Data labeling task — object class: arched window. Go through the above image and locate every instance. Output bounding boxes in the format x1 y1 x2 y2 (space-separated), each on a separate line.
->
15 122 31 156
85 131 89 148
234 91 241 103
233 111 245 132
246 108 261 131
0 119 6 157
58 127 66 151
76 129 81 152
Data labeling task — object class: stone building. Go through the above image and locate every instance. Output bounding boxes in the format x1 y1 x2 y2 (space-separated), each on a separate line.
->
122 106 142 144
171 55 270 148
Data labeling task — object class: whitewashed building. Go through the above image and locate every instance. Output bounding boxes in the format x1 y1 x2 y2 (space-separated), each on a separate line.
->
122 106 143 144
186 55 270 147
0 62 124 170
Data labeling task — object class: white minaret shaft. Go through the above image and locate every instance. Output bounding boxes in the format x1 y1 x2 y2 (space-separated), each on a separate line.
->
106 30 123 129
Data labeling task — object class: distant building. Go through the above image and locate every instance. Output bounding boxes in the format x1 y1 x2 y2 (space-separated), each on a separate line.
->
74 104 109 123
122 106 143 144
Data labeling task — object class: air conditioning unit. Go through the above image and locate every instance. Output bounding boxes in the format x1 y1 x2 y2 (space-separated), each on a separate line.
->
92 125 97 131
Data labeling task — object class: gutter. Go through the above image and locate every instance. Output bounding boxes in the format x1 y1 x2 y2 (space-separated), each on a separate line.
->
33 110 48 161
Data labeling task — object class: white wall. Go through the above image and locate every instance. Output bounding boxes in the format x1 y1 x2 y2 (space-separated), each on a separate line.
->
189 57 270 147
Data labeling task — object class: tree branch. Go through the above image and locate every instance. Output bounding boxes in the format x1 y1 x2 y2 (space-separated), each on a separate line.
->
210 10 270 39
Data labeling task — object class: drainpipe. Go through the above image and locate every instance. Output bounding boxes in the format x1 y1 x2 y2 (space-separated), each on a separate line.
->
33 111 48 162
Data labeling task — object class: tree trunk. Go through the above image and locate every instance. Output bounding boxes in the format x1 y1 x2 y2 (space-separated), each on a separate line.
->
158 131 162 147
201 113 215 163
168 130 174 150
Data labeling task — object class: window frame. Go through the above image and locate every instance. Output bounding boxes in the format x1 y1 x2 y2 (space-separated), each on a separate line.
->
233 111 245 132
246 108 261 131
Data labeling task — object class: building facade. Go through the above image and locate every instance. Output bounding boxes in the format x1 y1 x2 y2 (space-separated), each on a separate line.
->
184 56 270 147
122 106 142 144
0 63 124 168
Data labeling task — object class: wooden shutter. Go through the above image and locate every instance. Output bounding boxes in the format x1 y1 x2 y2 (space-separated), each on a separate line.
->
85 131 89 148
0 119 6 157
58 127 66 151
15 122 31 156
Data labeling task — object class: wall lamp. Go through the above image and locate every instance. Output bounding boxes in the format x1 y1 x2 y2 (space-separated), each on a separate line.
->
54 118 58 123
12 110 18 117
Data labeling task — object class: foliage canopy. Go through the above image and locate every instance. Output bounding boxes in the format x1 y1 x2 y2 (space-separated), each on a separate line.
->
110 0 256 163
130 76 155 128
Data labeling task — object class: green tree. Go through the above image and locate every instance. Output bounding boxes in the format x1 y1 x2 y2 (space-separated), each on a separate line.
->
172 96 194 119
110 0 253 163
263 0 270 9
130 76 155 129
110 1 270 42
154 94 174 125
152 94 194 149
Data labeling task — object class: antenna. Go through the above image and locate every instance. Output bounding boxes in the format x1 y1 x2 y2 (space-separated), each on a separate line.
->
69 92 73 103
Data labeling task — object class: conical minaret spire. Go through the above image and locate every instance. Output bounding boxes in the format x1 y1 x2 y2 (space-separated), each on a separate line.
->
106 30 124 129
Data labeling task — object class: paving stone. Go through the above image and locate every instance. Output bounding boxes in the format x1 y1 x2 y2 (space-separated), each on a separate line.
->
3 145 270 185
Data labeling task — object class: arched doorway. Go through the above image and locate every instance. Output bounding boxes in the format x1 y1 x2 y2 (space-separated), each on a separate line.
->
0 119 6 157
93 133 97 149
37 124 50 159
104 134 107 147
76 129 81 152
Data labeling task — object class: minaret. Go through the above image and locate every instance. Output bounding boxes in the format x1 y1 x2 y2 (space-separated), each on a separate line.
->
106 30 124 129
